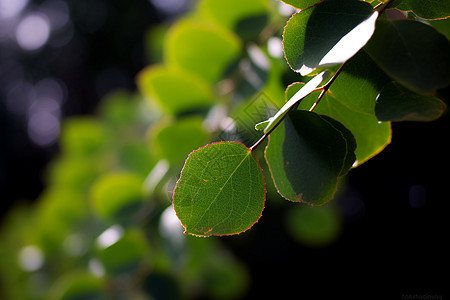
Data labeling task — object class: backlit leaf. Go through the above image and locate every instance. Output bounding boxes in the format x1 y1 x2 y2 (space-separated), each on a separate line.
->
283 0 375 75
394 0 450 20
165 20 242 82
137 65 214 115
173 142 265 237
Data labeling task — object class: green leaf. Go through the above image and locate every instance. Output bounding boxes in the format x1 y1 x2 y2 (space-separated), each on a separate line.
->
265 110 356 205
375 82 447 122
137 65 214 115
165 20 242 82
328 50 392 115
295 85 391 165
60 117 111 157
199 0 268 30
394 0 450 20
173 142 265 237
263 71 328 134
279 0 322 10
48 271 105 300
90 173 144 222
285 204 342 247
149 117 209 165
365 19 450 94
96 229 151 276
283 0 376 75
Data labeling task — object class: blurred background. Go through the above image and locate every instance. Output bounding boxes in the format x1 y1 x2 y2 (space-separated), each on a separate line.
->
0 0 448 299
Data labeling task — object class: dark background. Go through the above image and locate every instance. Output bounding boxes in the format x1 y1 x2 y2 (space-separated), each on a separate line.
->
1 0 448 298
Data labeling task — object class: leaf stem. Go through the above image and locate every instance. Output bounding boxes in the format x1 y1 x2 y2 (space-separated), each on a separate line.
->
377 0 396 15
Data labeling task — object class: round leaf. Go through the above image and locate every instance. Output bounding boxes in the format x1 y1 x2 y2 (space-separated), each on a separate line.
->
137 65 214 115
365 19 450 94
90 173 144 222
283 0 375 75
173 142 266 237
165 20 242 82
265 110 356 205
375 82 447 122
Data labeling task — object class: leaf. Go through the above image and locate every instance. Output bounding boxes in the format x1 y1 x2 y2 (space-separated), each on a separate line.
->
292 83 391 165
149 117 210 165
262 71 328 134
365 19 450 95
48 271 105 300
279 0 322 10
199 0 268 30
137 65 214 115
165 20 242 82
96 229 151 276
394 0 450 20
285 204 342 247
90 173 144 222
283 0 376 75
60 117 111 157
173 142 265 237
265 110 356 205
375 82 447 122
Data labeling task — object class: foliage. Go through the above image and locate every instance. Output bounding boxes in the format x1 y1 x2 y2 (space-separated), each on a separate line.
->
0 0 448 299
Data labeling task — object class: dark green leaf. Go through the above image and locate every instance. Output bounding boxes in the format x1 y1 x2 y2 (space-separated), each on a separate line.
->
173 142 265 237
137 65 214 115
283 0 376 75
165 20 242 82
365 19 450 94
265 110 356 205
394 0 450 20
376 82 447 122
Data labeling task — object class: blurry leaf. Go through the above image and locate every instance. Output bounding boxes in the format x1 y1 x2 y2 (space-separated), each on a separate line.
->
283 0 375 75
90 173 144 222
279 0 322 10
375 82 447 122
96 229 151 276
34 188 87 252
265 110 356 205
295 85 391 165
137 65 214 115
46 156 103 191
199 0 268 29
165 20 242 82
285 204 342 247
48 271 105 300
173 142 265 236
99 90 140 127
150 117 209 165
120 141 156 177
60 118 111 157
365 19 450 94
394 0 450 20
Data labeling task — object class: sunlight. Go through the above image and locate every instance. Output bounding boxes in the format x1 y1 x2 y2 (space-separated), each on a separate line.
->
15 13 50 51
18 245 44 272
96 225 124 249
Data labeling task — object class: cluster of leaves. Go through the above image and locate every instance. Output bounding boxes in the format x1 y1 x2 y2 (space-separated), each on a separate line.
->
173 0 449 237
0 0 448 299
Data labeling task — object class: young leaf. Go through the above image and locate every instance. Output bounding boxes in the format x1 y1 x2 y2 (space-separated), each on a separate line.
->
283 0 376 75
262 71 328 134
173 142 265 237
365 19 450 95
149 117 210 165
137 65 214 115
165 20 242 82
265 110 356 205
375 82 447 122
